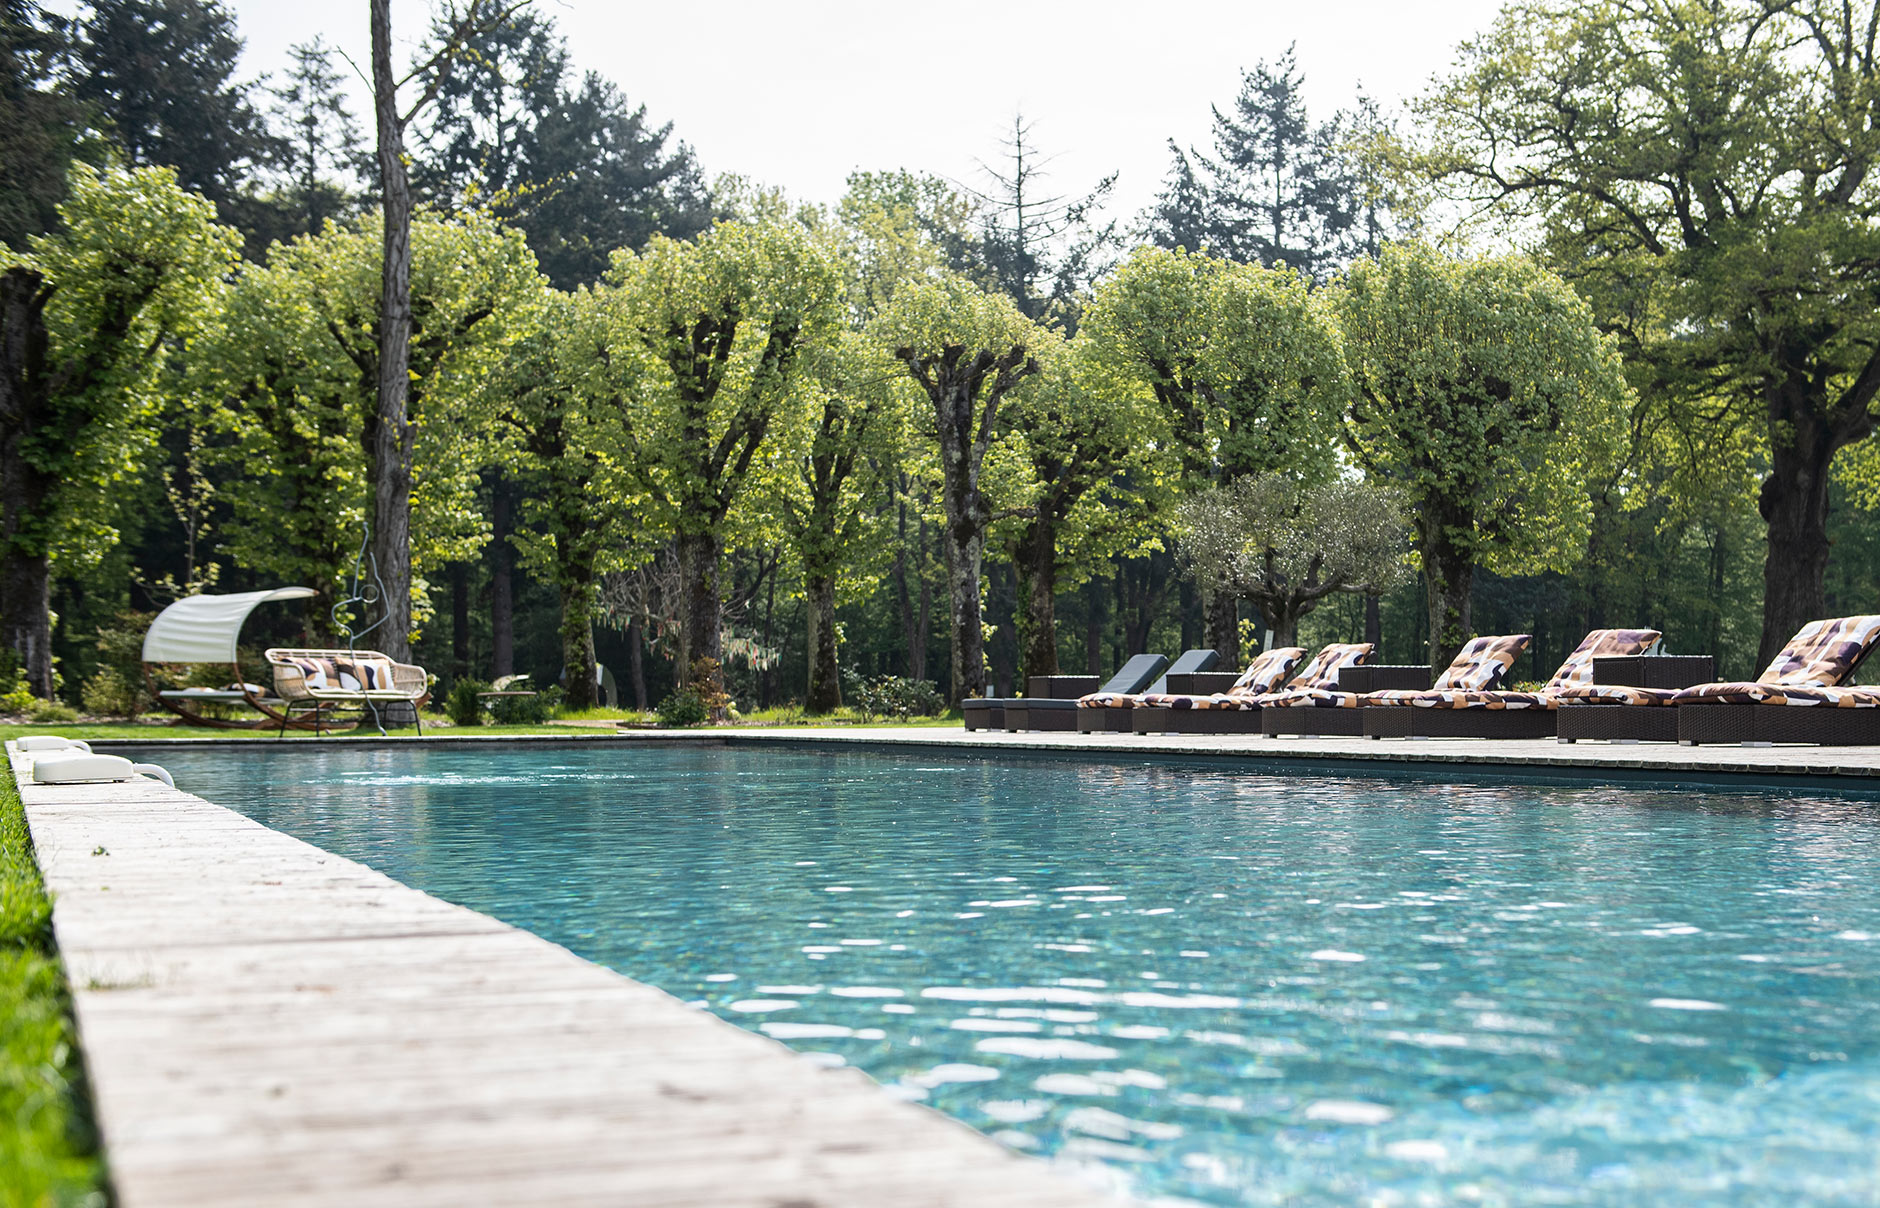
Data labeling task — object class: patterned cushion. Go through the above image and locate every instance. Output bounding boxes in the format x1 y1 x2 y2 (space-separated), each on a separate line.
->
1433 634 1532 691
1231 647 1307 694
1077 691 1140 708
1401 688 1553 711
1262 687 1364 709
1755 616 1880 686
1671 681 1880 707
1135 692 1261 711
1542 629 1663 693
1552 683 1681 706
1287 643 1373 690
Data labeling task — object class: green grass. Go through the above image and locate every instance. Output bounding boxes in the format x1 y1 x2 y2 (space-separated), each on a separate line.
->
0 773 107 1207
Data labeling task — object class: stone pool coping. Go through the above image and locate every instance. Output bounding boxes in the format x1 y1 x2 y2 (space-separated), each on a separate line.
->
7 743 1127 1208
95 725 1880 794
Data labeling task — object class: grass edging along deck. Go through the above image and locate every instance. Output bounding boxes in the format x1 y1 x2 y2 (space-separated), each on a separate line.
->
0 769 108 1205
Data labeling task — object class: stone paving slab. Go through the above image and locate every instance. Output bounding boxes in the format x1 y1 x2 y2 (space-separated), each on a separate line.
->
9 747 1125 1208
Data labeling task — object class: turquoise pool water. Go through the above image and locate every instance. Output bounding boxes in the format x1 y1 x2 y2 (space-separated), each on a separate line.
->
140 744 1880 1205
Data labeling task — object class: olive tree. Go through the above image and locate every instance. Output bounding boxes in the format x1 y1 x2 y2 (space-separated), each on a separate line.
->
1173 474 1408 647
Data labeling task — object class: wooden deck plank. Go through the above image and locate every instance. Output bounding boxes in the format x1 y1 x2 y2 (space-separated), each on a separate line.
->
9 749 1123 1208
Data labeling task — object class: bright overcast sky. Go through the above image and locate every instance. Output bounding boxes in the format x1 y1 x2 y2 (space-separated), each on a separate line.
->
218 0 1508 227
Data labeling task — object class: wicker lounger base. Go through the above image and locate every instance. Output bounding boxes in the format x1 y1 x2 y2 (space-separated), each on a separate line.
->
1679 703 1880 746
1364 706 1557 739
1130 706 1263 735
1004 703 1080 732
1260 709 1366 737
962 703 1005 731
1077 709 1136 733
1556 705 1678 743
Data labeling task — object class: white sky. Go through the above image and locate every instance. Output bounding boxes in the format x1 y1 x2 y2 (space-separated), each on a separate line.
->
219 0 1506 227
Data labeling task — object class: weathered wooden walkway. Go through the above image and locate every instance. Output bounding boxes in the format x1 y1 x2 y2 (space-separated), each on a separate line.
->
10 747 1123 1208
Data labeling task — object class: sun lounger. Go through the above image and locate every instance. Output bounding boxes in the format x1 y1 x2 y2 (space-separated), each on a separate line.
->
1668 616 1880 745
1075 648 1222 732
1130 645 1373 735
1260 634 1531 736
964 653 1168 732
1359 629 1661 739
1553 654 1715 741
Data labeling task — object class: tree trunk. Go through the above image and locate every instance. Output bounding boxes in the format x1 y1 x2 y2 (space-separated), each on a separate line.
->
1178 578 1199 651
369 0 415 663
557 566 597 711
987 562 1018 697
804 569 841 713
1756 400 1836 668
1364 593 1382 649
913 513 932 683
1204 589 1239 665
626 615 647 710
1421 520 1475 676
945 522 987 701
0 267 55 698
1084 576 1105 676
450 561 469 682
490 486 514 678
675 529 723 700
1013 524 1059 681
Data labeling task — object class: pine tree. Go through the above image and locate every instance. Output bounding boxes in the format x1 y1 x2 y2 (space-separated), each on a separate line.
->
264 37 367 238
70 0 270 210
0 1 92 248
968 115 1119 328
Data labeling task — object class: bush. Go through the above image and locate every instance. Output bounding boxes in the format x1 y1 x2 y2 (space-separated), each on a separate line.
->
842 672 944 721
655 688 709 727
445 678 488 727
489 685 561 725
80 669 146 719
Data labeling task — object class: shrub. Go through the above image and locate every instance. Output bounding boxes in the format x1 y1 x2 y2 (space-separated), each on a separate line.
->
489 685 561 725
655 688 709 727
843 672 944 721
445 678 488 727
80 670 146 719
23 698 78 724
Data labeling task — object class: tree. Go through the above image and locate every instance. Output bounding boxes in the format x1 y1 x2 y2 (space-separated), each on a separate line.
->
1415 0 1880 666
70 0 269 211
1147 49 1381 278
1172 475 1408 646
198 211 539 634
997 340 1170 679
1080 244 1347 661
263 37 367 239
1334 241 1630 673
493 288 640 709
0 1 93 249
415 7 711 288
1 165 237 696
369 0 529 663
610 219 843 707
968 115 1119 326
878 276 1047 700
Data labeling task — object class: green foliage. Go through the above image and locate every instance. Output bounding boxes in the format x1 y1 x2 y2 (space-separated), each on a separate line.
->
6 163 240 569
488 684 560 725
198 209 541 630
841 671 943 721
0 773 106 1206
654 687 708 727
1173 474 1410 643
0 1 98 249
444 677 488 727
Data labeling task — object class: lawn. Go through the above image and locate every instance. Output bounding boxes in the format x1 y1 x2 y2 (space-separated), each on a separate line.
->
0 772 108 1207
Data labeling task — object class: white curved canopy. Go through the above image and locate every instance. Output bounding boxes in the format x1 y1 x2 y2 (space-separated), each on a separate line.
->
141 588 317 664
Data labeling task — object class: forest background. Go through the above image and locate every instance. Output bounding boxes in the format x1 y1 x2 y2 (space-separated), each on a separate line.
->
4 0 1880 719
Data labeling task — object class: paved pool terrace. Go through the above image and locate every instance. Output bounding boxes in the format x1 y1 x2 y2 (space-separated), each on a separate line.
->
16 728 1880 1206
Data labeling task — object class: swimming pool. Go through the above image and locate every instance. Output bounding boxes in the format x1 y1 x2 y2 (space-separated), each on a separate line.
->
139 743 1880 1205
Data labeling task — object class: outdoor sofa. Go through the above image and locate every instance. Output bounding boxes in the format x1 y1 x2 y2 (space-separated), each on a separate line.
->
964 653 1168 732
265 647 430 736
1550 615 1880 745
1130 644 1378 735
1074 648 1222 732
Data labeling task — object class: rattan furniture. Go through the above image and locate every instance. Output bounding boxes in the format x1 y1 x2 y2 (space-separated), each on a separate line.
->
1262 666 1431 737
1003 675 1103 731
1130 671 1256 734
966 654 1166 732
1556 655 1715 743
1679 703 1880 745
1076 650 1222 732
